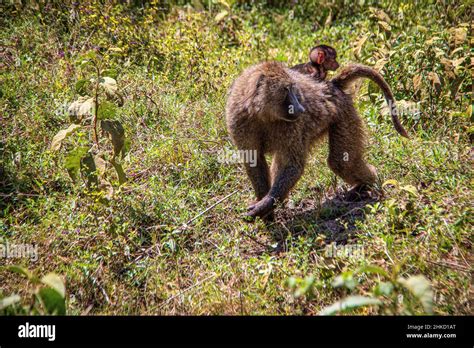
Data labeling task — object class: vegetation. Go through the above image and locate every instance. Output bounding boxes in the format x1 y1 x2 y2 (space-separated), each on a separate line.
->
0 1 471 315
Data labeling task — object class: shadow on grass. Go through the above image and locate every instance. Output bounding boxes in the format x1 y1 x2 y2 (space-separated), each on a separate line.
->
267 188 380 252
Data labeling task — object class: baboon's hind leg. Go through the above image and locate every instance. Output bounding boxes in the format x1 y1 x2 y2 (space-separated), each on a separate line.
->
327 113 377 191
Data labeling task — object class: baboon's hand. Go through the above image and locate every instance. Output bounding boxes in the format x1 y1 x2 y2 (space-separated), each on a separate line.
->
246 196 275 219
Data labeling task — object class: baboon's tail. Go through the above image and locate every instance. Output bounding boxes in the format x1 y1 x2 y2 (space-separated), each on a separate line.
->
331 64 409 138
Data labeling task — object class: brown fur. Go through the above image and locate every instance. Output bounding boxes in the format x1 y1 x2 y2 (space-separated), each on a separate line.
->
331 64 409 138
226 61 378 219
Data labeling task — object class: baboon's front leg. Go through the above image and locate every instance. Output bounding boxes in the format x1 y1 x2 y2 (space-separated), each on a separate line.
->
247 153 304 218
244 153 271 202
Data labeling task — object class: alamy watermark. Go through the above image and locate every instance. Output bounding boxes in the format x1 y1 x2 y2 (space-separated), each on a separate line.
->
0 241 38 262
217 149 257 167
324 242 365 259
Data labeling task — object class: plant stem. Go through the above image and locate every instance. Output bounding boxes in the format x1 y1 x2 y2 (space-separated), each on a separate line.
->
93 62 100 148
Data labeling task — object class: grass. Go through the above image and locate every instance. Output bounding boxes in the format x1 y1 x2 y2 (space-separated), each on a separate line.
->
0 1 471 315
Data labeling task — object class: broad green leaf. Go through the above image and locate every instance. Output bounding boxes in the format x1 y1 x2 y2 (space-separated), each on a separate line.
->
319 295 382 315
398 275 433 314
401 185 418 197
374 281 394 296
332 272 357 290
101 120 125 158
294 276 315 298
0 294 21 310
64 146 89 182
111 158 127 185
80 152 98 189
40 273 65 298
50 124 81 151
97 100 117 120
357 265 389 277
121 138 131 159
38 287 66 315
75 79 91 96
101 68 119 79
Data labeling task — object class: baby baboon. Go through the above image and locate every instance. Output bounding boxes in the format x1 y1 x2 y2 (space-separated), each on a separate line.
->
291 44 339 80
225 61 408 219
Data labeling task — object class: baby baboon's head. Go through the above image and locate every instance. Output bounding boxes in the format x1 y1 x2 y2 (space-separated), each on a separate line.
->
255 62 306 122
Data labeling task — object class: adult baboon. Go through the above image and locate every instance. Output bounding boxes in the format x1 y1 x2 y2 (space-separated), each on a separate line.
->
225 61 408 219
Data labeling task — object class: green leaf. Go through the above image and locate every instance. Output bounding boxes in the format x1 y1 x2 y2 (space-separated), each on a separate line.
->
400 185 418 197
332 272 357 290
7 265 34 280
80 152 99 189
293 276 315 298
0 294 21 310
121 138 131 159
75 79 91 96
50 124 81 151
111 158 127 185
374 281 394 296
101 68 119 79
38 287 66 315
101 120 125 158
398 275 433 314
357 265 389 277
40 273 65 298
97 100 117 120
319 295 382 315
64 146 89 182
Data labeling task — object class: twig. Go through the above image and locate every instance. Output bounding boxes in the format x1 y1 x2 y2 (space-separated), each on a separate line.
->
0 192 41 197
140 191 239 258
240 228 272 249
426 260 471 273
146 190 238 232
183 190 238 227
159 274 216 309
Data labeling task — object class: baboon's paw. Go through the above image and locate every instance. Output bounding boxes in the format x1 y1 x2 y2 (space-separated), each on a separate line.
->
246 196 275 219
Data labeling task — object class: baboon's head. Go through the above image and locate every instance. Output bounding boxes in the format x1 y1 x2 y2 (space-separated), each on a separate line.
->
253 62 306 122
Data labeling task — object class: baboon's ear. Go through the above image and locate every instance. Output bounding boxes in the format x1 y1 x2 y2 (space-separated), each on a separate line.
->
309 48 325 65
248 73 264 98
255 73 265 90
